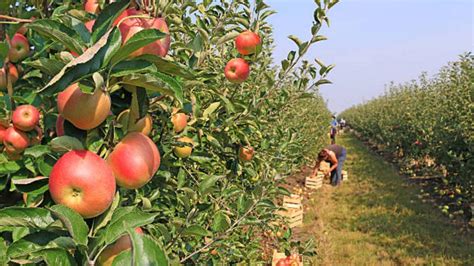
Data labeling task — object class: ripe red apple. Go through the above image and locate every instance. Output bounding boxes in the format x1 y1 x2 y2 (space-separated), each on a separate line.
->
8 33 30 63
174 137 194 158
171 113 188 133
98 227 143 266
235 31 261 55
0 124 7 143
3 127 30 154
84 0 100 14
239 146 254 161
115 9 171 57
12 104 40 131
57 83 111 130
107 132 160 189
84 19 96 32
224 58 250 83
0 64 19 90
49 150 116 218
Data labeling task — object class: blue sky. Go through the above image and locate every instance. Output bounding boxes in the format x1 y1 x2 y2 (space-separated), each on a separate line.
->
266 0 473 113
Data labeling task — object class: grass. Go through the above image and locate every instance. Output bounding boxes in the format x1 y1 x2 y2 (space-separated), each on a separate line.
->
294 133 473 265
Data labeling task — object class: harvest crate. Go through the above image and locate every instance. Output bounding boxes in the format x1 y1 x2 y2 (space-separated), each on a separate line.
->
276 208 303 228
342 170 349 181
283 194 302 209
320 161 330 171
271 250 303 266
305 175 323 189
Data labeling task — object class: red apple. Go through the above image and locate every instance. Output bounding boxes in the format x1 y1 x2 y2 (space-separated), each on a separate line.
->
49 150 116 218
107 132 160 189
235 31 261 55
0 64 19 90
239 146 254 161
98 227 143 266
0 124 7 143
115 9 171 57
171 113 188 133
12 104 40 131
57 83 111 130
174 137 194 158
224 58 250 83
84 0 100 14
3 127 30 154
84 19 96 32
8 33 30 63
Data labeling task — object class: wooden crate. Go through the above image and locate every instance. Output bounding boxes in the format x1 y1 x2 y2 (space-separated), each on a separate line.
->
320 161 330 171
283 194 302 209
342 170 349 181
271 251 303 266
305 175 323 189
276 208 303 228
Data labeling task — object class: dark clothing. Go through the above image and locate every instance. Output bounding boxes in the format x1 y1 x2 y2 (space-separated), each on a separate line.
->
325 144 344 157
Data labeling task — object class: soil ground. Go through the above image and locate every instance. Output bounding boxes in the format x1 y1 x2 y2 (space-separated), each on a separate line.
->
289 133 473 266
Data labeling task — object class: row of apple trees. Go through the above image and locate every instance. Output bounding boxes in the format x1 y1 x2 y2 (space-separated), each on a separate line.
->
0 0 336 264
340 54 473 221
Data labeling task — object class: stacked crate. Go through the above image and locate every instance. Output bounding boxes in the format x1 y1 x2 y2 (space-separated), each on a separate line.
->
342 170 349 181
276 194 303 228
305 172 324 189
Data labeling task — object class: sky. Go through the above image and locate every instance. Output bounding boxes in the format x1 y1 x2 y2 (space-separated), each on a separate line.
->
266 0 473 113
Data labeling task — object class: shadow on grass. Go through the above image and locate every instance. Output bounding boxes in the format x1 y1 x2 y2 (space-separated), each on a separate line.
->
337 134 473 264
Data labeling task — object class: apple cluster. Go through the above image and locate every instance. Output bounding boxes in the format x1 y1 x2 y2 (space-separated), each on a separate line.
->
0 105 42 160
0 31 30 90
224 31 261 83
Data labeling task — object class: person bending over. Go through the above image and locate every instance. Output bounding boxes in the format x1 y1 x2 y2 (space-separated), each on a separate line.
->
312 144 347 186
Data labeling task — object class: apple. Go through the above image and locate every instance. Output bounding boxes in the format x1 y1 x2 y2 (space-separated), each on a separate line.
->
174 137 194 158
56 115 65 136
84 19 96 32
115 9 171 57
0 64 19 90
12 104 40 131
49 150 116 218
0 125 7 143
210 249 218 256
171 113 188 133
84 0 100 14
235 31 261 55
117 109 153 136
57 83 111 130
239 146 254 161
8 33 30 63
98 227 143 266
3 127 30 154
107 132 160 189
224 58 249 83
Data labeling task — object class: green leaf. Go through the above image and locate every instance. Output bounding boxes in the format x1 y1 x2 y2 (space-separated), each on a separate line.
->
93 192 121 234
104 210 157 244
24 58 65 76
111 250 132 266
314 79 332 86
111 29 166 64
36 248 76 266
139 55 195 79
12 176 49 193
182 225 210 238
202 102 220 119
199 175 221 195
288 35 303 48
49 136 84 152
24 145 50 158
215 31 240 45
28 19 85 54
91 0 129 43
110 60 157 77
7 232 75 259
0 161 21 175
0 237 7 265
128 228 168 266
49 205 89 246
211 211 230 232
0 207 54 229
0 42 9 68
121 72 184 105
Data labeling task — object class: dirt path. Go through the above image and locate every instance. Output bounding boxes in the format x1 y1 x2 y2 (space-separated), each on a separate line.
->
292 134 473 265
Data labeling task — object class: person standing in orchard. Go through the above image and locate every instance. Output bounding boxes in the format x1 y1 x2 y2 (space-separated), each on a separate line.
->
330 115 338 144
312 144 347 186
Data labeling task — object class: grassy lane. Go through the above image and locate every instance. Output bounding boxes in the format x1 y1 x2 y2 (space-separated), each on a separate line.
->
294 133 473 265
